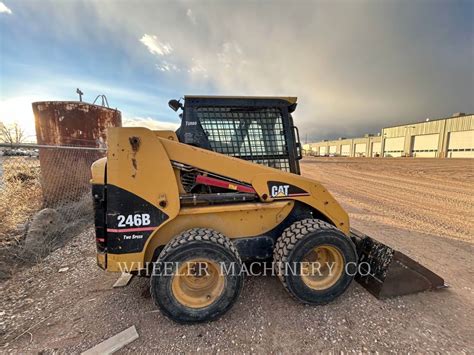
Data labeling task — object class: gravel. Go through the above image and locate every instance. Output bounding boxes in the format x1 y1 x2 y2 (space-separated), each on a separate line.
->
1 157 472 353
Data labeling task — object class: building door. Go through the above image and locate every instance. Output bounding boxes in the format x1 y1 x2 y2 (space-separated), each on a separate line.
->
355 143 367 157
447 130 474 158
411 134 439 157
384 137 405 157
371 142 381 157
341 145 350 156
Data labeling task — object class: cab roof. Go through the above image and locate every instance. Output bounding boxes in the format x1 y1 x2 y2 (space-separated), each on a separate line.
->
184 95 297 105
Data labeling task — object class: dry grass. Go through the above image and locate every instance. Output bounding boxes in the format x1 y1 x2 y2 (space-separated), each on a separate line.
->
0 157 43 247
0 156 95 279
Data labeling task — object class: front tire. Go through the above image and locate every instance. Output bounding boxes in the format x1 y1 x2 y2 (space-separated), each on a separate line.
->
150 228 243 323
274 219 357 304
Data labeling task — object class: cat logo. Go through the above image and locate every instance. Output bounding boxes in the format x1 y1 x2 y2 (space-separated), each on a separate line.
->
271 184 290 197
267 181 310 199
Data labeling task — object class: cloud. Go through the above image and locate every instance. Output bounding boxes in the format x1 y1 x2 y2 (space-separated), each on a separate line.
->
123 116 180 131
187 58 207 74
139 34 173 56
186 9 196 25
157 61 180 72
0 2 12 14
217 41 244 68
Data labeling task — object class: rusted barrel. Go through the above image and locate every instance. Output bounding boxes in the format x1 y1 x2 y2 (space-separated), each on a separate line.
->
32 101 121 206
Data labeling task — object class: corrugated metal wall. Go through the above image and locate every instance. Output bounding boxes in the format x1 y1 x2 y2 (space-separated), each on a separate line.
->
307 114 473 158
308 136 381 157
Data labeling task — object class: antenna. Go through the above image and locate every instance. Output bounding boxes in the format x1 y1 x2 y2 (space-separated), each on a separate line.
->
76 88 84 102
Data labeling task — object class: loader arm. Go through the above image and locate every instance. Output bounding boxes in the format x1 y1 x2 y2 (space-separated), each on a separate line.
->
160 135 349 234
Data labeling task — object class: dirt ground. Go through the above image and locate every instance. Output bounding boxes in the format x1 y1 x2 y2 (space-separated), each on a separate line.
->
1 157 473 353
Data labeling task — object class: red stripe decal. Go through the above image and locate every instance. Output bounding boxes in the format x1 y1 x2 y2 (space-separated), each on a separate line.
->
96 238 105 242
107 226 157 233
195 175 256 193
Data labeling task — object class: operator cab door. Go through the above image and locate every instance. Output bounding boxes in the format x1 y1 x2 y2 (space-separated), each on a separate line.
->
176 97 301 174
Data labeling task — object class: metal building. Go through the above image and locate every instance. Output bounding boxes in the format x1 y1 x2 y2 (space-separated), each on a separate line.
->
381 113 473 158
306 113 473 158
306 135 382 157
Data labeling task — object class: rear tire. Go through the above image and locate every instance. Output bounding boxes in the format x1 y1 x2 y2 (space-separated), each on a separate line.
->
150 228 243 323
274 219 357 304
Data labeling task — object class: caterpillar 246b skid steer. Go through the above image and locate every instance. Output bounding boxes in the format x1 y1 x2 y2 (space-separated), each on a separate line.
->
91 96 445 323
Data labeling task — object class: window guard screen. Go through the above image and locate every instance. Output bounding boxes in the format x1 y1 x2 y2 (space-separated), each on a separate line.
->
197 107 291 171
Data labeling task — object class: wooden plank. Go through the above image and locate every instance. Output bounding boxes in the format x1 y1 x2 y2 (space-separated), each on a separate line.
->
81 326 139 355
113 272 134 288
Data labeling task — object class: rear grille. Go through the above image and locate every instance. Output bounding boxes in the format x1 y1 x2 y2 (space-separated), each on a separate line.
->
197 107 291 171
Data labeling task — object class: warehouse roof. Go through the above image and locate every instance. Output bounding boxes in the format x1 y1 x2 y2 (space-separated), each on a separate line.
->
383 113 473 129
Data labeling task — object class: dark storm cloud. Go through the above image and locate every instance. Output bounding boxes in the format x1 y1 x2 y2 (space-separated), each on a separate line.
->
4 0 473 140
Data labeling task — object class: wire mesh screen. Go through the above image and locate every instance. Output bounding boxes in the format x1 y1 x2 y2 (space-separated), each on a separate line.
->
197 107 291 171
0 144 104 257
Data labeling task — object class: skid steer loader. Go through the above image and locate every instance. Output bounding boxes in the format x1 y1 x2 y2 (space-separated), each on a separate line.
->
91 96 445 323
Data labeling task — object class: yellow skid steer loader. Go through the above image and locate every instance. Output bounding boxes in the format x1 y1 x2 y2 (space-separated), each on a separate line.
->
91 96 445 323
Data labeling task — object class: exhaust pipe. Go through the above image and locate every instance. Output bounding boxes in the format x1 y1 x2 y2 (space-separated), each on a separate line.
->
350 229 447 299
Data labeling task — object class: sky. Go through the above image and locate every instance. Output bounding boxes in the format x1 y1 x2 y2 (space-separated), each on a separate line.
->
0 0 473 142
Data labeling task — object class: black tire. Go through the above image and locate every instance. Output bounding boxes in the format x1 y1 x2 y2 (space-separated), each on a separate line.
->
274 219 357 304
150 228 243 323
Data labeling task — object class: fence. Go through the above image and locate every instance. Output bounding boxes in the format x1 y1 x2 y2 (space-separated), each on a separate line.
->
0 143 105 273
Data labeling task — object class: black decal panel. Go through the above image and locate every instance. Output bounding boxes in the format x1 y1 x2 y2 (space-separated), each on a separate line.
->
106 185 168 254
267 181 309 199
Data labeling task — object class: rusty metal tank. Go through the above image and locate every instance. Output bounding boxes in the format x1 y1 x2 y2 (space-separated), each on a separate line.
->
32 101 122 206
32 101 121 147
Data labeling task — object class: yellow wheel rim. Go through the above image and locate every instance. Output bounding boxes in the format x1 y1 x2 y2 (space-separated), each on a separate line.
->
300 245 344 290
171 258 225 308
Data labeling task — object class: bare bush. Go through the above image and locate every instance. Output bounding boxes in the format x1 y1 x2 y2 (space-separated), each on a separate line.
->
0 123 27 145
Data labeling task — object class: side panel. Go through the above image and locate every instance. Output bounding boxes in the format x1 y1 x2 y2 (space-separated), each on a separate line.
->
105 127 180 254
106 127 180 215
106 185 168 253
